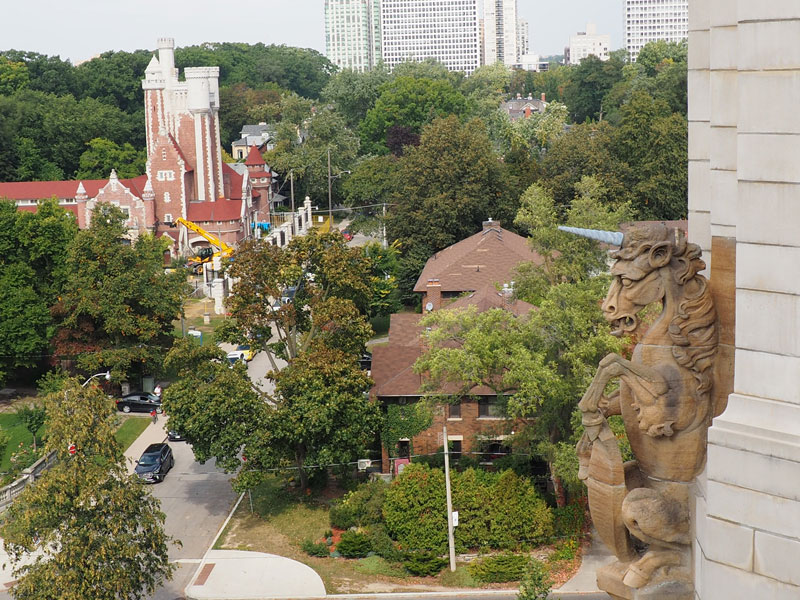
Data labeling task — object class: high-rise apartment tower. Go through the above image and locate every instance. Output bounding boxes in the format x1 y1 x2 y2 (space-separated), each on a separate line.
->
380 0 480 73
624 0 688 62
483 0 519 67
324 0 381 72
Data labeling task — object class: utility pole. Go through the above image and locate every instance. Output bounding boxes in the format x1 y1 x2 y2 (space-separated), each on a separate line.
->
382 202 387 249
290 171 295 235
327 148 333 229
443 423 456 572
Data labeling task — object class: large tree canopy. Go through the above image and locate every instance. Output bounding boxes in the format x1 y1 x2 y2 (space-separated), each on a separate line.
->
52 203 187 380
1 380 176 599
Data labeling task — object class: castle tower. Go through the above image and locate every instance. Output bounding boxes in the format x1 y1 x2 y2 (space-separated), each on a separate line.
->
141 38 224 234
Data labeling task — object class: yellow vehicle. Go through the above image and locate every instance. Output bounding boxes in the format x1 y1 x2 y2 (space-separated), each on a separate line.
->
171 218 234 273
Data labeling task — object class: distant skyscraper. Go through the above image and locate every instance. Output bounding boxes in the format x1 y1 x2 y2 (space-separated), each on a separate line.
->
624 0 688 62
483 0 519 67
517 17 529 58
380 0 481 74
325 0 381 72
567 23 611 65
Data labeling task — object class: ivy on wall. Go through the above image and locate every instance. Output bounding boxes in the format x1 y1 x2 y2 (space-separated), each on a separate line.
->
381 402 433 457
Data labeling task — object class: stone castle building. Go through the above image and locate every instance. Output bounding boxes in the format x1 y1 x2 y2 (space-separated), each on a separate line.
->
0 38 288 256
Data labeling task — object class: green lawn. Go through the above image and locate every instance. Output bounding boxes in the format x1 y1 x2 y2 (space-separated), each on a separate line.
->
114 417 150 452
1 412 150 474
0 413 38 473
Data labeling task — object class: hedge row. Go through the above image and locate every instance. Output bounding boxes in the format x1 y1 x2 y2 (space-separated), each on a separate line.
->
382 463 553 553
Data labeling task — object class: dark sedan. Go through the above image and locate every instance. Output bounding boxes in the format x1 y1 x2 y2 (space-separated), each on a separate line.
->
116 392 162 414
135 443 174 483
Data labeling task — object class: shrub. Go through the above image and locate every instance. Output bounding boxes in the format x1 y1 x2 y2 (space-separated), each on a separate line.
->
549 538 579 562
301 539 330 557
487 470 554 549
337 530 373 558
367 524 403 562
329 501 357 530
383 463 448 552
452 468 492 552
353 555 407 578
553 501 587 540
331 479 388 530
468 552 529 583
517 559 552 600
456 455 480 471
403 551 447 576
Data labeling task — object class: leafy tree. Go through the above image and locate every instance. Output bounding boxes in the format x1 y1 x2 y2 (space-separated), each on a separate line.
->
51 204 187 381
322 66 391 129
0 380 176 599
386 116 514 300
221 229 374 370
0 199 77 383
15 404 45 451
562 51 626 123
539 121 631 210
163 340 266 472
635 40 687 77
13 137 64 182
75 138 146 180
513 178 632 304
611 90 687 219
254 346 380 490
0 51 77 97
362 241 402 318
360 77 467 154
74 50 153 114
0 57 29 95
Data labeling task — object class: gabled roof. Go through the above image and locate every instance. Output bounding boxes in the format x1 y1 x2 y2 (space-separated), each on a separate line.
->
413 223 543 293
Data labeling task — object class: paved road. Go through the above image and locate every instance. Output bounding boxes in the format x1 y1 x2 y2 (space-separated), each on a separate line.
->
150 437 239 600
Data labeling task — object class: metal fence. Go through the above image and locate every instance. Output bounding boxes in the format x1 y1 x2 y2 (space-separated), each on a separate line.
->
0 451 57 512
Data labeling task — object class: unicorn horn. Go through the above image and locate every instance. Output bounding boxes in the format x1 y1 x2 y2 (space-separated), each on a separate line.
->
558 226 624 247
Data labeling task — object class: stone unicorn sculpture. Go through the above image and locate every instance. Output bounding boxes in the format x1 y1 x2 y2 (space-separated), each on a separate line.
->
562 223 717 600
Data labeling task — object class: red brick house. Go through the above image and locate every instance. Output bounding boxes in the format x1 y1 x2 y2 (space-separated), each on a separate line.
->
372 222 541 473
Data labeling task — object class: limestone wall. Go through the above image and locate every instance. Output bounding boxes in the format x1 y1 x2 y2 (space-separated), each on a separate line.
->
689 3 800 598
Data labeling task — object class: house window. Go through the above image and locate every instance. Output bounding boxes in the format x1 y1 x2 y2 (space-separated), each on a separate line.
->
164 213 173 224
161 149 167 161
164 192 171 204
478 397 503 418
449 439 462 462
479 439 511 463
448 401 461 419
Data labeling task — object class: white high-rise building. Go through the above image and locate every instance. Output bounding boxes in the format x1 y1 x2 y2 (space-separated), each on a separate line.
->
567 23 611 65
325 0 381 72
380 0 480 73
624 0 688 62
483 0 519 67
517 17 529 58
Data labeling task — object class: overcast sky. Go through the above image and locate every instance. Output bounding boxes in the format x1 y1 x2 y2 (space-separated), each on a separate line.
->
4 0 623 63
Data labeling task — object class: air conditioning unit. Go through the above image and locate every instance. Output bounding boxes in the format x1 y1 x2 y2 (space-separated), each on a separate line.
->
357 459 372 472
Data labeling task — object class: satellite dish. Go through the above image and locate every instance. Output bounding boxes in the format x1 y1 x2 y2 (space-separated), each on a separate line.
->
425 302 434 312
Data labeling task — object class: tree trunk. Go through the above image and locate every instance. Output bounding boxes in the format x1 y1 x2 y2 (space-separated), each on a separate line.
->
295 447 308 491
549 461 567 508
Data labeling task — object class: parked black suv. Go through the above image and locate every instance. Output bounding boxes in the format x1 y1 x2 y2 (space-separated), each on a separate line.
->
135 443 174 483
116 392 162 414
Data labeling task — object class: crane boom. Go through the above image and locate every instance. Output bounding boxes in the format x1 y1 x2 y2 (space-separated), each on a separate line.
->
174 217 234 256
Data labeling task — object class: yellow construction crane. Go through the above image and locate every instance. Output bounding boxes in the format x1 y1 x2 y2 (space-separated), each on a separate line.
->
170 217 234 273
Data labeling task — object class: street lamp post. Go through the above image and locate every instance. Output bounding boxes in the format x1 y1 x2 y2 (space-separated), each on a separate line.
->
82 371 111 388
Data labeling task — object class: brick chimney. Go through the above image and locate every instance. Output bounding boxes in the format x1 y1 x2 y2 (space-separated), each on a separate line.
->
425 279 441 313
524 106 532 118
541 92 546 102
